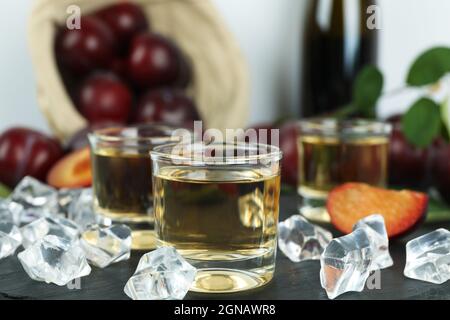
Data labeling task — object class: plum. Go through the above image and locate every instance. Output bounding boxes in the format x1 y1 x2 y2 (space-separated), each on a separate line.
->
47 148 92 189
65 121 123 152
279 122 300 187
387 116 429 189
0 128 63 188
328 183 428 238
96 2 149 54
55 16 116 75
127 33 180 88
432 143 450 204
78 72 133 125
174 53 193 88
132 88 200 127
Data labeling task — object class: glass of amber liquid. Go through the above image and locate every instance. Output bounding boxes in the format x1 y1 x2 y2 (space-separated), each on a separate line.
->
298 119 392 223
88 125 180 250
150 142 282 293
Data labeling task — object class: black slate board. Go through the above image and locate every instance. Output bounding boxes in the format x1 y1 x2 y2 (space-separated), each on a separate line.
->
1 194 449 300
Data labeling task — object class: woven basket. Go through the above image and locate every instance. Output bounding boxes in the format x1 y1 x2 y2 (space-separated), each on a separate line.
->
28 0 250 141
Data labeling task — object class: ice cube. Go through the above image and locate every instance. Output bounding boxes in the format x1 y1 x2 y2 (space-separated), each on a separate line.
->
0 222 22 259
10 177 59 223
67 188 97 231
80 224 131 268
404 229 450 284
320 228 374 299
353 214 394 270
124 247 197 300
278 215 332 262
17 207 47 226
21 217 79 248
11 176 58 209
18 235 91 286
57 188 83 217
0 199 24 226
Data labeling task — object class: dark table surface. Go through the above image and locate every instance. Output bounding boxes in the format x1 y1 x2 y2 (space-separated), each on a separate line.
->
1 193 449 300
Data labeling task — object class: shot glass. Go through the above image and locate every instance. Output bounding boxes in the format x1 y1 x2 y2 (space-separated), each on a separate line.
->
150 142 282 293
298 118 392 223
88 124 182 250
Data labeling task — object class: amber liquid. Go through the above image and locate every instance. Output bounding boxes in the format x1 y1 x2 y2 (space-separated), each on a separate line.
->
91 148 154 249
153 166 280 293
92 149 152 218
299 135 388 221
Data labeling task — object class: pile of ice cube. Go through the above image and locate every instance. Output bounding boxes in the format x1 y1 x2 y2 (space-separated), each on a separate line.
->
279 213 450 299
0 176 196 300
0 177 132 286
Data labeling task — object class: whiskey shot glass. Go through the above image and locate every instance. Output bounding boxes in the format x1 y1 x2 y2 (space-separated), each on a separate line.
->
88 124 182 250
298 118 392 223
150 142 282 293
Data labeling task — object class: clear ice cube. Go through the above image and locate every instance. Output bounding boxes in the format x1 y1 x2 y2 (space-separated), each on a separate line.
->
0 199 23 226
67 188 97 231
320 228 374 299
18 235 91 286
278 215 332 262
0 222 22 259
353 214 394 270
10 177 59 223
404 228 450 284
57 188 83 217
124 247 197 300
11 176 58 208
80 224 131 268
21 217 79 248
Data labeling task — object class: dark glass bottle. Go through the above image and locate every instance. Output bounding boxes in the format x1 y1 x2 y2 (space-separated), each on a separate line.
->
301 0 378 117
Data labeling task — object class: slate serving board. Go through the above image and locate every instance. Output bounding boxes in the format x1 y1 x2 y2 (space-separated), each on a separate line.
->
0 194 449 300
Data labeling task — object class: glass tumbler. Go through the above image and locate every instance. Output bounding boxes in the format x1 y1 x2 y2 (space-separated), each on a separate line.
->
88 124 181 250
150 142 282 293
298 118 392 223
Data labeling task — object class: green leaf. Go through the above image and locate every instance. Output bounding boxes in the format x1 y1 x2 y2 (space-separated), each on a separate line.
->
0 183 10 198
333 104 358 119
442 99 450 140
407 47 450 86
426 196 450 223
402 97 442 148
352 65 383 118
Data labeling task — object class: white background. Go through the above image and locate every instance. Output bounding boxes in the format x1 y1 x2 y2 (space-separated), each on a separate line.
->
1 0 450 134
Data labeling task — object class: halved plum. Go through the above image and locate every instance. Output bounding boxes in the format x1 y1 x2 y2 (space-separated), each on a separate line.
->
47 148 92 189
327 183 428 238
